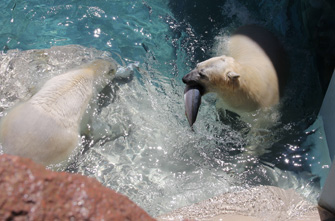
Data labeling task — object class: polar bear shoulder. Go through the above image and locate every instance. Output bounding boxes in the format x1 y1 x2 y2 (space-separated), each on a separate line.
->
229 25 288 97
30 59 117 129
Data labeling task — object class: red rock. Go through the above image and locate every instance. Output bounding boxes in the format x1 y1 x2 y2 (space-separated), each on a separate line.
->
0 154 155 221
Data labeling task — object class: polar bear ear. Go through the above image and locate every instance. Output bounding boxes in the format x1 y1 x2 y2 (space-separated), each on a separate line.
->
227 71 240 80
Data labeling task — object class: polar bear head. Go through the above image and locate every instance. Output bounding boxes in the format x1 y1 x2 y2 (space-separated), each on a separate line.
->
86 59 117 80
182 55 241 95
82 59 118 92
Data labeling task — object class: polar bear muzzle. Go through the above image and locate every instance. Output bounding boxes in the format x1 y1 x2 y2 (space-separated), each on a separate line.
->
182 70 207 91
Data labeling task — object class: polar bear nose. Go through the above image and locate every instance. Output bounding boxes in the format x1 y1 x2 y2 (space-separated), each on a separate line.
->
182 70 200 85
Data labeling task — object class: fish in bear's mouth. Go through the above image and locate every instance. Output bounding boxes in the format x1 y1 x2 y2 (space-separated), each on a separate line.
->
183 84 205 127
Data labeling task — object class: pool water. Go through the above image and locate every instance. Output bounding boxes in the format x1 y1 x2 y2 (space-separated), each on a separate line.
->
0 0 330 217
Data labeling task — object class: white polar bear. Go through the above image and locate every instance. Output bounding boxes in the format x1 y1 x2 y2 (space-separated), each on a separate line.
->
0 59 118 166
183 25 288 124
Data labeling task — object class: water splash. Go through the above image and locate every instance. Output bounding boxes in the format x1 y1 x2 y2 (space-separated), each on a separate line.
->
0 0 328 217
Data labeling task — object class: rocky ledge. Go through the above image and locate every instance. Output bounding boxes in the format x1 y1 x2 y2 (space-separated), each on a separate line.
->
0 154 155 220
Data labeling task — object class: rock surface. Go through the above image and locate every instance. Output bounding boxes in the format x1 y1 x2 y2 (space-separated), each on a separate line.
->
158 186 319 221
0 154 155 220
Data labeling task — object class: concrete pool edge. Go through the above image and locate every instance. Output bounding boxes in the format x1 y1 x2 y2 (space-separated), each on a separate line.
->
157 185 319 221
318 69 335 219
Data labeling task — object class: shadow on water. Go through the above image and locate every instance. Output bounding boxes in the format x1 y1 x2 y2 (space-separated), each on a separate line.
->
168 0 228 62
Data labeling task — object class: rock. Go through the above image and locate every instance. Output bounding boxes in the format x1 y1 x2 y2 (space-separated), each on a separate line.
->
158 186 319 221
0 154 155 221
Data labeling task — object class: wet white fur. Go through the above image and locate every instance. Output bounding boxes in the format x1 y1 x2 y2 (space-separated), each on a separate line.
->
193 26 287 116
0 60 117 166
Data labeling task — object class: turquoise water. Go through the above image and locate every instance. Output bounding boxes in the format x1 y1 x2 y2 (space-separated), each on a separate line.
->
0 0 330 217
0 0 182 75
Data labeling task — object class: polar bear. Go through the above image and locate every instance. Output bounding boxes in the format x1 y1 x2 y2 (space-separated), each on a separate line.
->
0 59 118 166
183 25 288 125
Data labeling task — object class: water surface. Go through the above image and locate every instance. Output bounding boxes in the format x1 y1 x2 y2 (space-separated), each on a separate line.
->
0 0 329 216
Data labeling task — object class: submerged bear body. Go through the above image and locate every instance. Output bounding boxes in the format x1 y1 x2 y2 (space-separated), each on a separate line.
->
0 59 117 166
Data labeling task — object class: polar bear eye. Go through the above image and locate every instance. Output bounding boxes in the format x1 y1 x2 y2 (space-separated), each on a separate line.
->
199 69 206 78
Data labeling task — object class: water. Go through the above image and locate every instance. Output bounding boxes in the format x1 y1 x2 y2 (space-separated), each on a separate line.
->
0 0 330 217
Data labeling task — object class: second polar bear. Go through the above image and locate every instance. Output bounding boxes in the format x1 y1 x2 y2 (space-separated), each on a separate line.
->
0 59 118 166
183 25 288 125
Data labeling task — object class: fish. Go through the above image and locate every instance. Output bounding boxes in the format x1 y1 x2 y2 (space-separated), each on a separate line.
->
184 85 202 127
